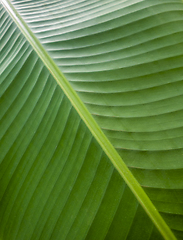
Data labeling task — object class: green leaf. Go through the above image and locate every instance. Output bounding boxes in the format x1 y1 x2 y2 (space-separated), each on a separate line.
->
0 0 183 239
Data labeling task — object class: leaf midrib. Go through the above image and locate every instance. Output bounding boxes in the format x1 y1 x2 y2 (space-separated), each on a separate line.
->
1 0 177 239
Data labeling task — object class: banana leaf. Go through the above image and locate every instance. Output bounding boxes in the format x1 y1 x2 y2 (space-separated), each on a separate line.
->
0 0 183 239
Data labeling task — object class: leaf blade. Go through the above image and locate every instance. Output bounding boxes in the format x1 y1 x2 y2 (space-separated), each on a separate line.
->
0 0 182 239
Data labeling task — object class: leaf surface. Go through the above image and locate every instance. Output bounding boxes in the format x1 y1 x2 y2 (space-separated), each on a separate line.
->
0 0 183 239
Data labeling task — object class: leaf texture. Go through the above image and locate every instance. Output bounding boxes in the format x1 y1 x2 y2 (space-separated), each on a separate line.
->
0 5 166 240
1 0 183 239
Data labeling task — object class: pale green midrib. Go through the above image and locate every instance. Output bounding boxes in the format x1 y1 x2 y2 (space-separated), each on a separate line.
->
1 1 177 240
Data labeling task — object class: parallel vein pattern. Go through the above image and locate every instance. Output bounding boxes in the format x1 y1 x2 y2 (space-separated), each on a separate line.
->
0 5 166 240
9 0 183 238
